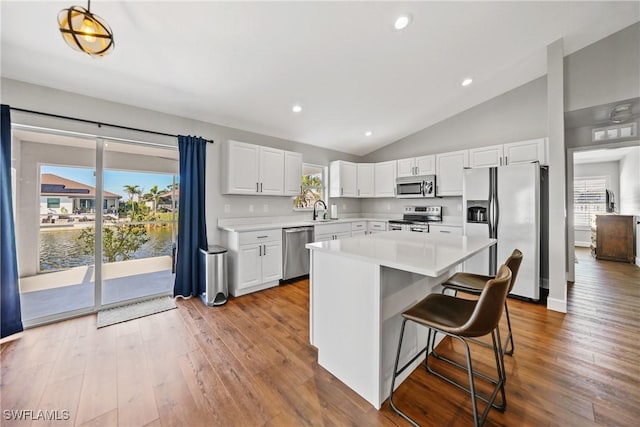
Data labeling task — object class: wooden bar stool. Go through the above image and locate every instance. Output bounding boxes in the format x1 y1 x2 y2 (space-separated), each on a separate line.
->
442 249 523 356
389 265 512 427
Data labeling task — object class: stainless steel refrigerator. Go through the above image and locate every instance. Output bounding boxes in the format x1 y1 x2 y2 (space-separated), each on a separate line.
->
463 163 545 300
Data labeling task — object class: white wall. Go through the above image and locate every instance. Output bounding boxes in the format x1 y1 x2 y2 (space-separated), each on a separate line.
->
2 78 362 251
619 147 640 215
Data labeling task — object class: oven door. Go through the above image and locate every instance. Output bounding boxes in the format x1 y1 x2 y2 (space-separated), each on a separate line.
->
388 223 405 231
409 224 429 233
396 180 424 198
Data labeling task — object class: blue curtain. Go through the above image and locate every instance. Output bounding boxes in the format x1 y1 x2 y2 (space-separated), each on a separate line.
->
174 135 208 297
1 105 23 338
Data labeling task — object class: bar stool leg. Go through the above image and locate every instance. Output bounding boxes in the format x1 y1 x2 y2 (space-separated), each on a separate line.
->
389 319 420 427
503 302 514 356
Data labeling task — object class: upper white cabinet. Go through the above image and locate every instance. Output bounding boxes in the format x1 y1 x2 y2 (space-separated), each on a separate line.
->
504 138 547 166
435 150 469 196
223 140 301 196
259 146 285 195
397 155 435 177
469 144 504 168
284 151 303 196
469 138 547 168
329 161 357 197
374 161 397 197
357 164 375 197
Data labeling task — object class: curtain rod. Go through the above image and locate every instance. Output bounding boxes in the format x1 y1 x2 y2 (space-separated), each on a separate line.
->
10 107 215 144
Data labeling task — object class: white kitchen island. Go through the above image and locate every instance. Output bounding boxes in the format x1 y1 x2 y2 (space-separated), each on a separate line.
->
306 231 496 409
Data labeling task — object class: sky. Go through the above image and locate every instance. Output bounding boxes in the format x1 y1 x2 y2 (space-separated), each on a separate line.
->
41 165 177 196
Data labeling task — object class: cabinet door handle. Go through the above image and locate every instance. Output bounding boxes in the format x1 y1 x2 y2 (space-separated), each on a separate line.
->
259 245 262 256
358 189 360 196
505 156 508 165
499 157 502 166
260 182 263 192
440 230 451 234
341 188 344 196
256 182 259 192
257 235 268 239
263 244 266 255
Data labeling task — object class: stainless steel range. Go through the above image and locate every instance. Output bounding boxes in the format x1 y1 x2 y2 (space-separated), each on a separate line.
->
388 206 442 232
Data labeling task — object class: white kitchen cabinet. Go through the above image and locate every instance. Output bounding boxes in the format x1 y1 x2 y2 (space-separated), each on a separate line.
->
429 225 462 236
259 146 285 195
368 221 387 234
329 161 357 197
352 230 366 237
397 155 435 177
503 138 547 166
314 222 352 241
357 164 375 197
284 151 303 196
374 161 397 197
468 138 547 168
469 144 504 168
223 140 299 196
226 228 282 296
435 150 469 196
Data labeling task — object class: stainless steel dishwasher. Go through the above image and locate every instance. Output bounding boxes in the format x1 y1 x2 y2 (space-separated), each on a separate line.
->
282 226 314 281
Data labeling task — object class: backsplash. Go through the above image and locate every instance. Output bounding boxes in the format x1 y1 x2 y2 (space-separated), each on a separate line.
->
360 197 463 220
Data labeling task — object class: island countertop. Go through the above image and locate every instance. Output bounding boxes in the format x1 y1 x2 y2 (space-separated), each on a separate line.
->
306 231 496 277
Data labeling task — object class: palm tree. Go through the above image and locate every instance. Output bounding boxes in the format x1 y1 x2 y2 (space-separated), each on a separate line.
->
123 184 140 213
144 185 161 214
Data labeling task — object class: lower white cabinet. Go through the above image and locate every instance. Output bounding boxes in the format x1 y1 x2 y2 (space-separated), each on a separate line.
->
368 221 387 234
429 225 462 236
226 228 282 296
314 222 352 241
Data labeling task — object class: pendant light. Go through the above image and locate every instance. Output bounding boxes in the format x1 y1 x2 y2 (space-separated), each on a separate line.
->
58 0 114 57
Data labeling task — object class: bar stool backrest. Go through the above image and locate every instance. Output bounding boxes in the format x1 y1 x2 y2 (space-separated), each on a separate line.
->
459 265 512 338
505 249 523 293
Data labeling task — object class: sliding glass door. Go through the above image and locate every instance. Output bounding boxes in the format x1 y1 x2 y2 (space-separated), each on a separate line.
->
101 141 178 306
15 129 178 326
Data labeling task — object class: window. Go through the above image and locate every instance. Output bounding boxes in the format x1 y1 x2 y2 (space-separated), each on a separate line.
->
574 176 608 228
294 164 327 209
47 198 60 208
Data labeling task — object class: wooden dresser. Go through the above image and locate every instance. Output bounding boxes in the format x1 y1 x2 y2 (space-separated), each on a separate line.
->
595 215 636 263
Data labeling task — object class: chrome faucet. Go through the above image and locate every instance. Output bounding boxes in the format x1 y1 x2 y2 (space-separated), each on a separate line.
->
313 200 327 221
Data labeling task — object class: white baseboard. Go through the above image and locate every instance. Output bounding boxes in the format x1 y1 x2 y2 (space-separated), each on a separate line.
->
547 297 567 313
574 241 591 248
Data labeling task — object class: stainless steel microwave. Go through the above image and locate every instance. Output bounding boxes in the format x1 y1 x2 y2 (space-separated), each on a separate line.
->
395 175 436 198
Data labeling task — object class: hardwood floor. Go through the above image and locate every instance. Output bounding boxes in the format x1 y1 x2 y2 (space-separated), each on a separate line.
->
1 248 638 426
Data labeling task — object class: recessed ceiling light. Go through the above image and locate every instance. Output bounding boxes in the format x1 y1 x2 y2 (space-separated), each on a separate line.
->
394 15 412 30
461 78 473 87
292 104 302 113
365 131 373 137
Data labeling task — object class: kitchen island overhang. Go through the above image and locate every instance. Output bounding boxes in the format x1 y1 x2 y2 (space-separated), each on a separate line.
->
306 231 496 409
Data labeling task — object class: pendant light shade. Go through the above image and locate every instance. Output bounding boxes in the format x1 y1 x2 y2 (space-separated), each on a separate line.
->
58 1 114 57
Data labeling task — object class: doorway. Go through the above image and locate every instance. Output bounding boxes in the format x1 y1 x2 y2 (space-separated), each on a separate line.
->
14 128 179 326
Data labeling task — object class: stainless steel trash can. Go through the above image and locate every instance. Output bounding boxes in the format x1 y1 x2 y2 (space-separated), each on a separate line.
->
199 245 228 306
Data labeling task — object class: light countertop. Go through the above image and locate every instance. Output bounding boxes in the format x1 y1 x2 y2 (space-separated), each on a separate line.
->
218 215 462 232
306 231 495 277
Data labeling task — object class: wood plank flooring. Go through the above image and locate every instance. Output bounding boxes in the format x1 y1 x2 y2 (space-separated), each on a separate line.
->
1 247 638 426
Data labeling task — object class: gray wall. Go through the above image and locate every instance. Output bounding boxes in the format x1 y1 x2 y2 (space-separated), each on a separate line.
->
565 23 640 113
361 77 548 163
2 78 362 249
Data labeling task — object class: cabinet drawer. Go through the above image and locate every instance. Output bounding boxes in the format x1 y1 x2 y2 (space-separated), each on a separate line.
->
351 221 366 231
238 228 281 245
368 221 387 231
314 222 351 235
430 225 462 236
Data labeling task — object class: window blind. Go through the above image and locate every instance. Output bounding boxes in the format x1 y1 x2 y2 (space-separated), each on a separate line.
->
574 176 608 227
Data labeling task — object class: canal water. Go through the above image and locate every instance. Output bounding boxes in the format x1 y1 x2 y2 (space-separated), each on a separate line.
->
39 227 174 271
